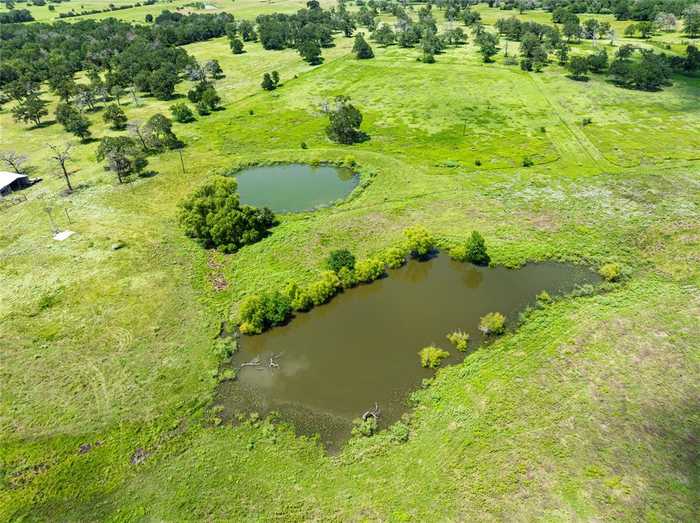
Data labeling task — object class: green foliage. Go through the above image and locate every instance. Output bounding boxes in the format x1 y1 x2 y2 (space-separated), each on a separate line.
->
337 266 357 289
522 156 534 167
381 245 409 269
449 244 468 262
103 103 127 130
476 31 499 62
239 291 292 335
388 421 410 443
404 225 435 258
479 312 506 336
464 231 490 265
352 33 374 59
354 257 385 283
96 136 147 183
419 345 450 368
326 249 356 273
325 95 365 145
446 330 470 352
308 270 342 306
351 415 378 437
536 290 553 305
170 102 195 123
178 177 277 253
599 262 622 282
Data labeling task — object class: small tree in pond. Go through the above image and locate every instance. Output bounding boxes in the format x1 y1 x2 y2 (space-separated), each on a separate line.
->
446 330 469 351
103 103 127 130
353 33 374 59
48 143 74 192
419 346 450 368
479 312 506 335
325 95 366 144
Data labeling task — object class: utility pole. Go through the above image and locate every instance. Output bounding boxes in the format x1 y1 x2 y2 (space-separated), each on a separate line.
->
178 149 185 174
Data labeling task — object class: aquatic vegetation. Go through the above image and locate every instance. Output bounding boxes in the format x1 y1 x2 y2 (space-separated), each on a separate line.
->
479 312 506 336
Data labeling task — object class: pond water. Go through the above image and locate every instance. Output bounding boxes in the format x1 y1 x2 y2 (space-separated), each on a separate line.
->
216 255 600 451
234 164 358 213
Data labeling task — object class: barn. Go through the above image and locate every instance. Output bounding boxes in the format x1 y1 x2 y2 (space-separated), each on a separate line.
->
0 171 30 196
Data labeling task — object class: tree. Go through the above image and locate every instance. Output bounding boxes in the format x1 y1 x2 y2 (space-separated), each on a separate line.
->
325 95 365 145
372 24 395 46
103 104 127 130
352 33 374 59
145 13 153 23
261 73 276 91
149 67 177 100
556 43 570 64
0 151 29 174
684 5 700 37
476 31 499 63
230 37 245 54
326 249 356 272
110 85 125 106
587 48 609 73
75 84 97 112
143 114 181 151
563 18 581 41
204 59 224 79
567 55 590 80
464 231 490 265
12 94 48 127
48 143 74 192
178 177 277 253
298 39 322 65
404 225 435 258
170 102 195 123
654 12 677 32
96 136 147 183
519 32 548 71
55 103 91 141
199 86 221 112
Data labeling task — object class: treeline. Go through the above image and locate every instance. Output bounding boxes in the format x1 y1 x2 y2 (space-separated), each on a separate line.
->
0 8 33 23
57 0 156 19
540 0 697 20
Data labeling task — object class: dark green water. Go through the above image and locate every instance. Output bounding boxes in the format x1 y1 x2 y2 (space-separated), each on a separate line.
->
216 255 599 450
234 164 358 213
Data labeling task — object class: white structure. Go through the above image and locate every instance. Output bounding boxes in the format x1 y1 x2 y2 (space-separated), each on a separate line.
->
0 171 29 196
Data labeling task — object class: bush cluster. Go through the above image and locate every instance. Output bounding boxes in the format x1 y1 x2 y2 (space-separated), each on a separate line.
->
450 231 490 265
404 225 435 258
446 330 470 352
479 312 506 336
178 177 277 253
239 291 292 335
599 262 623 282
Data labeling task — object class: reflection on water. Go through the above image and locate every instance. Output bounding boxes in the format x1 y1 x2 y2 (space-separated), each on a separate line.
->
216 255 600 451
234 163 358 213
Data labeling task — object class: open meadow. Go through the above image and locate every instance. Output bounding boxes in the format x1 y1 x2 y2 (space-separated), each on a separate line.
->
1 0 699 519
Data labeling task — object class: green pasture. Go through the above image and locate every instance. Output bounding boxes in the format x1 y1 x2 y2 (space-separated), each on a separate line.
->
1 2 699 520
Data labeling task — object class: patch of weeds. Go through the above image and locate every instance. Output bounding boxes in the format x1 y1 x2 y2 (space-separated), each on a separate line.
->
419 346 450 368
479 312 506 335
446 330 469 351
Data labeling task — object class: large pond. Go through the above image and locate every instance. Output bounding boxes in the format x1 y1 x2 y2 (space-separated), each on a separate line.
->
234 164 359 213
216 255 600 450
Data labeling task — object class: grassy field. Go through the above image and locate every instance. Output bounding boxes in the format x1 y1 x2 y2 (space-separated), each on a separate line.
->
1 1 699 520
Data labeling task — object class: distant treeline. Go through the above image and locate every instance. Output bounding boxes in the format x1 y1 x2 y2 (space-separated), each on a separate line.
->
0 8 34 23
0 11 233 99
57 0 156 19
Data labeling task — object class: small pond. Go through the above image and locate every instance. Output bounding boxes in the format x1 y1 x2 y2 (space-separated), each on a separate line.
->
216 255 600 451
234 164 359 213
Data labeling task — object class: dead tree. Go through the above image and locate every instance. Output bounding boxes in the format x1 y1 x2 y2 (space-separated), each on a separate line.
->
0 151 29 174
48 143 74 192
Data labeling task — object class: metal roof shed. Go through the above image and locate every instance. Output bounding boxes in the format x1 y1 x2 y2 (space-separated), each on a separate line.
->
0 171 30 195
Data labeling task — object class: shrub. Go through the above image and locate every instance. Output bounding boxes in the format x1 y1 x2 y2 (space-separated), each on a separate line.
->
479 312 506 335
388 421 410 443
170 102 195 123
404 225 435 258
300 141 308 149
449 244 468 262
536 290 552 305
326 249 356 273
337 266 358 289
446 330 469 351
291 291 313 312
582 117 592 126
239 291 292 334
475 159 482 166
463 231 490 265
308 271 342 305
381 245 409 269
522 156 534 167
103 103 127 130
354 257 386 283
178 177 277 253
599 262 622 282
351 416 377 437
419 346 450 368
